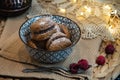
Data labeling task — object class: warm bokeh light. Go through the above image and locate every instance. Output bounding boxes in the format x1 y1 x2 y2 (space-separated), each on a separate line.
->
84 6 92 13
111 10 117 15
59 8 66 13
80 12 84 15
108 25 114 34
71 0 77 3
103 5 111 10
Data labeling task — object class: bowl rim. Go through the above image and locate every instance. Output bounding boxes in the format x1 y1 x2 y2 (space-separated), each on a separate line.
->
19 14 81 52
0 4 31 12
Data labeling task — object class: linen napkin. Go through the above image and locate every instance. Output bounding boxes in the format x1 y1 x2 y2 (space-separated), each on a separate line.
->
0 28 102 80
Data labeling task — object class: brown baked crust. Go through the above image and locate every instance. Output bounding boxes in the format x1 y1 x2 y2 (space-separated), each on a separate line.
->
28 17 72 51
47 37 72 51
27 40 37 49
30 17 59 41
59 24 70 39
32 39 47 49
54 23 61 32
46 32 66 49
46 32 72 51
31 28 57 41
30 17 55 33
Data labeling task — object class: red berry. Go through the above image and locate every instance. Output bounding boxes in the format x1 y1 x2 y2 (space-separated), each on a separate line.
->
69 63 79 74
105 44 115 54
78 59 89 71
96 55 105 65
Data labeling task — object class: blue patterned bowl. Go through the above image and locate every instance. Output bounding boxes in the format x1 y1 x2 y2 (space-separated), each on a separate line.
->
19 15 81 63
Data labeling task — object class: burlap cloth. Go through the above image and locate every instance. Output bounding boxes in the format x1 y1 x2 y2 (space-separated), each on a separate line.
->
0 0 103 80
0 18 6 38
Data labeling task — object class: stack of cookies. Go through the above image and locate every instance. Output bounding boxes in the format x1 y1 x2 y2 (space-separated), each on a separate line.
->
27 17 72 51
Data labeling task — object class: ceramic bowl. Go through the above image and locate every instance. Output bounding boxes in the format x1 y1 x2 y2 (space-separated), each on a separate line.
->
0 0 32 17
19 15 81 63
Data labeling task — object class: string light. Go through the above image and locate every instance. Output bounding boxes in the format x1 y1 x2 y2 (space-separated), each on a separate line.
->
56 0 120 39
80 12 84 15
103 5 111 10
59 8 66 13
84 6 92 13
71 0 77 3
108 25 115 34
